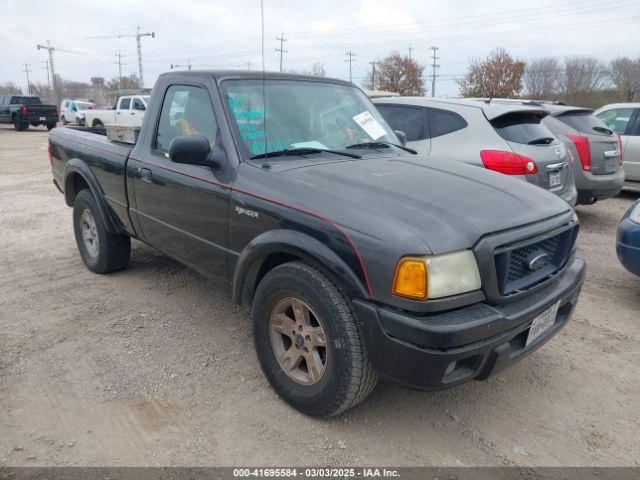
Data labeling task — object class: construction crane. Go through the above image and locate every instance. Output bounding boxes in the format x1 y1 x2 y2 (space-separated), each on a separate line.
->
85 27 155 88
36 41 86 104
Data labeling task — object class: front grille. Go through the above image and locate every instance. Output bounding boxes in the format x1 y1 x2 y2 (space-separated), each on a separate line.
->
495 225 578 296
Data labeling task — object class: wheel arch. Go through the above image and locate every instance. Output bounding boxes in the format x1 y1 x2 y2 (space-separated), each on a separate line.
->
63 159 119 233
232 229 370 306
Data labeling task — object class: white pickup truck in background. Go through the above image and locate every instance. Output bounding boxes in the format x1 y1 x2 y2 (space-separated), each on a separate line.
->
84 95 149 127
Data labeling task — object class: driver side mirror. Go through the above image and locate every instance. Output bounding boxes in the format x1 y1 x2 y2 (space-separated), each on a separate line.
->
169 135 227 170
394 130 407 147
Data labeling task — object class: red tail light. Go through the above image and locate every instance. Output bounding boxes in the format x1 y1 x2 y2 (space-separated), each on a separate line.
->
56 106 61 117
480 150 538 175
618 134 624 164
566 135 591 171
21 104 27 115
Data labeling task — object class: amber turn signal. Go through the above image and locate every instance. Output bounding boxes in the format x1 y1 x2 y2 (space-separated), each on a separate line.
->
392 257 428 300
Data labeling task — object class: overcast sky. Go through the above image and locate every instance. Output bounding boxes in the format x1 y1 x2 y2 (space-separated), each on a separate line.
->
2 0 639 96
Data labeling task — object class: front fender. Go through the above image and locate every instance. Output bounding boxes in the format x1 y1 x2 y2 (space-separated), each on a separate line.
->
232 229 370 305
63 159 119 233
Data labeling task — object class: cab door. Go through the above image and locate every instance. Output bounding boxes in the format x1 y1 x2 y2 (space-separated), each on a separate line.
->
129 97 146 126
624 110 640 182
128 83 230 280
116 97 131 125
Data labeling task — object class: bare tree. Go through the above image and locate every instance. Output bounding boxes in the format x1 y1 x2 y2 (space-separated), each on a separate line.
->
0 82 22 95
364 52 425 95
29 82 55 103
558 56 605 105
458 48 525 98
524 57 561 99
610 57 640 102
312 63 326 78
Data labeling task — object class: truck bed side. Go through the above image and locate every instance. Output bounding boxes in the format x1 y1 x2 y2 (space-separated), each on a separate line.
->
50 127 136 236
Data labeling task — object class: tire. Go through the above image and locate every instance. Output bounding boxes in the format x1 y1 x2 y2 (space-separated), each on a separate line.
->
72 189 130 274
13 118 27 131
61 115 68 125
46 122 56 131
93 120 104 128
252 261 377 417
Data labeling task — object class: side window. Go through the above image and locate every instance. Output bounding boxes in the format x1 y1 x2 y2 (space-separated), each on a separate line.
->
0 97 5 106
428 108 468 138
596 108 635 135
119 98 131 110
375 105 428 141
64 101 70 108
156 85 218 152
132 98 146 111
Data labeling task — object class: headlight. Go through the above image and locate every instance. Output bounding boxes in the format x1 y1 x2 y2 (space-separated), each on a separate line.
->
630 202 640 224
392 250 481 300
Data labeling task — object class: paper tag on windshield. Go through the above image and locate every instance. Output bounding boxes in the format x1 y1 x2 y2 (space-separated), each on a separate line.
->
352 111 386 140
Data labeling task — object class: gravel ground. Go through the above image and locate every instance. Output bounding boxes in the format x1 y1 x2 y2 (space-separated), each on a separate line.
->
1 126 639 467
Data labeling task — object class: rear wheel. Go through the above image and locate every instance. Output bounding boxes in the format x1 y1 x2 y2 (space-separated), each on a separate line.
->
13 118 28 131
61 115 68 125
252 262 377 417
72 189 130 274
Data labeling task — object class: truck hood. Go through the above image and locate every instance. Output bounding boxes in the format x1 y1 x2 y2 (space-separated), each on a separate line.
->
275 155 572 254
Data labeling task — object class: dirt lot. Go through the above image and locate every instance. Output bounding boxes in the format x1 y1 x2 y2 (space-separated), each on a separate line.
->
1 125 639 467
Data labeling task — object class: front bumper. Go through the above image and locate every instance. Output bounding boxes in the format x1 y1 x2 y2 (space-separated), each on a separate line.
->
353 254 586 390
617 217 640 276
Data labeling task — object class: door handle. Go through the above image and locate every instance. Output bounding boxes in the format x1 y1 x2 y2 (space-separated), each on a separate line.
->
116 111 121 115
137 167 152 183
130 112 136 115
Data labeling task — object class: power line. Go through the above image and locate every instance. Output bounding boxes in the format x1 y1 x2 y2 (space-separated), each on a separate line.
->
345 50 355 83
22 62 32 95
275 33 287 72
430 46 440 97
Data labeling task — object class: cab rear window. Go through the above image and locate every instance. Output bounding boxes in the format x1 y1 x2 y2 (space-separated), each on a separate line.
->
491 112 557 145
556 111 611 135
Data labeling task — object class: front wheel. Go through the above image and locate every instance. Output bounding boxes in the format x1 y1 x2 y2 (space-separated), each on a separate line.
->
252 262 377 417
72 189 131 274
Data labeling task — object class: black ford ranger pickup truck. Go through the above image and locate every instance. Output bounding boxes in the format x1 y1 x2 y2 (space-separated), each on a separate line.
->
0 95 58 131
49 71 586 416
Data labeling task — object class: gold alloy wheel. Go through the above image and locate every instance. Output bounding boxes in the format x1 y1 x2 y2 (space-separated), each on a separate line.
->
268 297 328 386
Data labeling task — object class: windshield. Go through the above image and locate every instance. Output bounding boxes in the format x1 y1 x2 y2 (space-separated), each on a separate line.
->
12 97 42 105
222 79 397 158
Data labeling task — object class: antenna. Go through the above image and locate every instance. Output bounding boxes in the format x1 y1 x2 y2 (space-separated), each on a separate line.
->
85 26 155 88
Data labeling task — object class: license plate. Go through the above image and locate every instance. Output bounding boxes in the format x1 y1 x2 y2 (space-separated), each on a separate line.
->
526 301 560 347
549 171 562 188
39 116 46 121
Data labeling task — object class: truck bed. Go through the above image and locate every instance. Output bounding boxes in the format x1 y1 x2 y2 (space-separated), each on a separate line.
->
50 126 135 234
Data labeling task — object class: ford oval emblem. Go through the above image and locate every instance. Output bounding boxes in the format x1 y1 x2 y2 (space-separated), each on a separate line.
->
527 252 551 271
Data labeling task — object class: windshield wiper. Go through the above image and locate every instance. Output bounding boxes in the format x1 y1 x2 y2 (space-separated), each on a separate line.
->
249 147 361 160
346 141 417 154
528 137 555 145
593 126 614 135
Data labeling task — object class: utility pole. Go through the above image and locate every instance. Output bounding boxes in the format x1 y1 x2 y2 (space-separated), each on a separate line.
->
408 46 414 59
275 33 287 72
369 60 377 89
245 61 253 70
345 50 355 83
23 63 32 95
114 52 126 87
429 46 440 97
42 60 51 90
37 41 86 104
85 27 155 88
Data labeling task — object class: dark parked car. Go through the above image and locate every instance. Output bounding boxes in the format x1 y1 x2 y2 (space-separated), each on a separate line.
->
48 71 585 416
0 95 58 131
617 198 640 276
